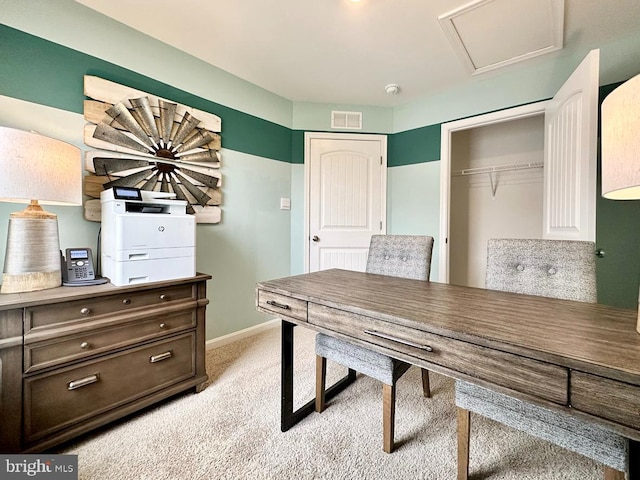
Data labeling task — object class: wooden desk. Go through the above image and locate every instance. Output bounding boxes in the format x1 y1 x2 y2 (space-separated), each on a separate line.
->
256 269 640 474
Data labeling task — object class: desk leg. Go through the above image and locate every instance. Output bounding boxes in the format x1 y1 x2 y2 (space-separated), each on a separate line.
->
280 320 357 432
629 439 639 480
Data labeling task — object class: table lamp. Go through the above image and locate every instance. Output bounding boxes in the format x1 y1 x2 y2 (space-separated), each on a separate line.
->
601 72 640 333
0 127 82 294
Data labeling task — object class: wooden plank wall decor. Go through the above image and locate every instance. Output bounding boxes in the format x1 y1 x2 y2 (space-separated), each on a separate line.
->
82 75 222 223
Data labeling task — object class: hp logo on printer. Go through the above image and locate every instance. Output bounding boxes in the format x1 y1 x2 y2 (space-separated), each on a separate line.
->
158 226 165 232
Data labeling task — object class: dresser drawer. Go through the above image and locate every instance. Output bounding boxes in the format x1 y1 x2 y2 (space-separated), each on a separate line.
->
309 303 568 404
570 371 640 430
25 284 195 332
24 310 196 373
23 333 196 443
257 290 307 322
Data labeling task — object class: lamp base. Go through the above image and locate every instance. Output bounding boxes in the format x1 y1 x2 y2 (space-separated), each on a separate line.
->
0 202 62 294
1 271 62 294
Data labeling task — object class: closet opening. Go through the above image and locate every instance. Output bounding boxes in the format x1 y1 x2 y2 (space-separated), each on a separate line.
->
449 114 544 288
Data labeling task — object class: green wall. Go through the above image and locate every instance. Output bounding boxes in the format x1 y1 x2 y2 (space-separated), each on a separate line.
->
388 124 441 166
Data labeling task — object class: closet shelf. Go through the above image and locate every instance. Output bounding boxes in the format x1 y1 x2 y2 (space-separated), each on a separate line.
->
452 161 544 177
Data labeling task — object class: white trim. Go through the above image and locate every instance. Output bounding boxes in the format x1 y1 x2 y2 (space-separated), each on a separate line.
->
206 318 280 350
438 101 548 283
303 132 388 273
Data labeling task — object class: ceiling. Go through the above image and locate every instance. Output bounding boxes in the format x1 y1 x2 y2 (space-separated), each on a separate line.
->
75 0 640 108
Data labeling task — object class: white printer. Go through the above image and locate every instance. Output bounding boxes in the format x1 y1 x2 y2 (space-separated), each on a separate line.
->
100 186 195 286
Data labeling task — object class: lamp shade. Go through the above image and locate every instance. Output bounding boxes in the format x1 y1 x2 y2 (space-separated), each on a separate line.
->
0 127 82 205
601 73 640 200
0 127 82 294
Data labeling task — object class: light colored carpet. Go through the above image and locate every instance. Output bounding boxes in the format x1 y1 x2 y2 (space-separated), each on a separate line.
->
61 325 603 479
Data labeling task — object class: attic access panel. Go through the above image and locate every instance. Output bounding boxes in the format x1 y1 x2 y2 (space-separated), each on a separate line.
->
438 0 564 75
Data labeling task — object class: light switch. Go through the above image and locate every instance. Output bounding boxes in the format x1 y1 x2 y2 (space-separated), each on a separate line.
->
280 197 291 210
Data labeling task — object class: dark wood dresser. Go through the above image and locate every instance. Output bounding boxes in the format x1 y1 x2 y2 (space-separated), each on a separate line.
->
0 273 210 453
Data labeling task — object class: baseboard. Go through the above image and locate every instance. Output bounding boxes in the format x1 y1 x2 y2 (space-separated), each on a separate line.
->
206 318 280 350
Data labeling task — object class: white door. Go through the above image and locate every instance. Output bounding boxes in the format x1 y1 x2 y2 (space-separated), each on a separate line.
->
543 49 599 241
305 132 387 272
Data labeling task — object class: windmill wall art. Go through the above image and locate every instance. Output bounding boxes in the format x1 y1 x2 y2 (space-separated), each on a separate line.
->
82 75 222 223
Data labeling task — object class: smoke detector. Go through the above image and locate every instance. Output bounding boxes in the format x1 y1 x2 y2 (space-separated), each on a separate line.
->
385 84 400 94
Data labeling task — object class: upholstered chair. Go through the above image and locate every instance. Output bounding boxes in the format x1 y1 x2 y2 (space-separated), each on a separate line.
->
456 238 629 480
315 235 434 453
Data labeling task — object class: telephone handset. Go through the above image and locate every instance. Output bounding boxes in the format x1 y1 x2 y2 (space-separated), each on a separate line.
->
61 248 108 286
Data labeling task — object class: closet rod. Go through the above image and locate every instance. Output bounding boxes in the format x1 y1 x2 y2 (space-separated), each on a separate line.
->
452 161 544 177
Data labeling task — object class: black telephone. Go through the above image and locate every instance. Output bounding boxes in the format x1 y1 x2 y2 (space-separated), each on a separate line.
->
61 248 108 286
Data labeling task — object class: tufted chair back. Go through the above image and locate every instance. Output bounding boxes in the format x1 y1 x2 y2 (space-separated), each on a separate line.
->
456 238 627 480
366 235 434 281
485 238 597 303
317 233 436 453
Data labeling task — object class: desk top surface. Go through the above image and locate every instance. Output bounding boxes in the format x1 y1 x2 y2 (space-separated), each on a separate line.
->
258 268 640 383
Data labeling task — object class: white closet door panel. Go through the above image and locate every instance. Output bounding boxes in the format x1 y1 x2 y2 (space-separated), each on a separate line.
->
543 49 599 241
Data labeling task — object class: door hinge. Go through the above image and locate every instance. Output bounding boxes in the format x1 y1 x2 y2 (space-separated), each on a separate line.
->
380 156 383 165
380 221 383 231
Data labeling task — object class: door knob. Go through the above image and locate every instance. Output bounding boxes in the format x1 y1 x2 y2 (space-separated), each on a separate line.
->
312 236 319 242
595 248 605 258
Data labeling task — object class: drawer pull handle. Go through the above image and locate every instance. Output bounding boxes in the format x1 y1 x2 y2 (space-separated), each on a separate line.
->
150 351 173 363
159 323 166 329
266 300 290 310
364 330 433 352
159 294 168 301
123 298 131 305
80 342 90 349
68 374 99 390
80 307 91 316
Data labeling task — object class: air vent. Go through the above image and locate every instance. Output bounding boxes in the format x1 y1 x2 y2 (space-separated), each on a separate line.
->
331 111 362 130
